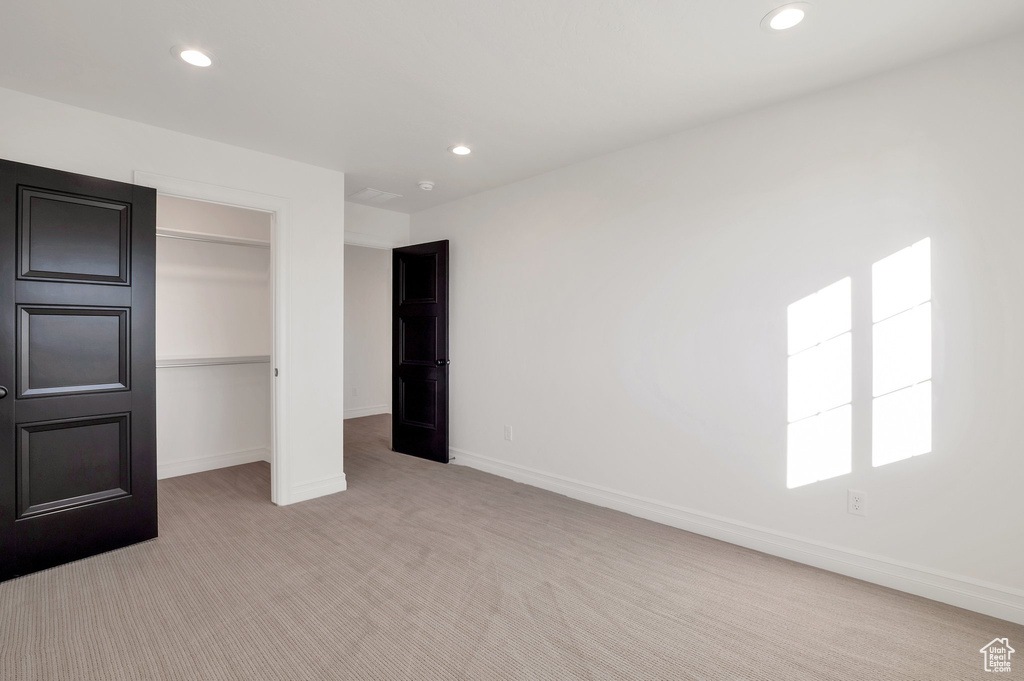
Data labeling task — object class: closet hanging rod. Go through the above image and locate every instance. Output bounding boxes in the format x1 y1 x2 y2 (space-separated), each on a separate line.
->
156 355 271 369
156 227 271 249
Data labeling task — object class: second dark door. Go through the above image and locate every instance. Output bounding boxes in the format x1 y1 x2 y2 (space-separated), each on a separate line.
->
392 240 449 463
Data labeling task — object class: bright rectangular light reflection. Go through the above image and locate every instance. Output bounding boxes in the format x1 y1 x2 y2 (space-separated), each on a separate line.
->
873 303 931 397
872 237 932 467
788 333 851 422
788 405 852 489
873 382 932 466
872 238 930 323
787 277 852 488
788 277 851 355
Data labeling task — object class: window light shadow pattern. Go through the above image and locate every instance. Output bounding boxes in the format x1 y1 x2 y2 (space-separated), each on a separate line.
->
787 278 852 488
785 239 933 488
872 238 932 467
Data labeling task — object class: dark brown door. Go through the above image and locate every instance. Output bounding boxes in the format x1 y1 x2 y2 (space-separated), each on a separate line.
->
392 240 449 463
0 159 157 581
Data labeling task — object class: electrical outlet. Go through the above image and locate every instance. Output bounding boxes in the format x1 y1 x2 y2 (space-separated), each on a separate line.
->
848 489 866 516
503 425 513 442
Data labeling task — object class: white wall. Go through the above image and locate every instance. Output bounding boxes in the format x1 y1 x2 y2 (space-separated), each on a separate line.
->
157 364 271 478
156 198 272 479
0 86 347 504
159 194 272 242
344 246 392 419
411 34 1024 622
345 201 410 248
157 200 271 360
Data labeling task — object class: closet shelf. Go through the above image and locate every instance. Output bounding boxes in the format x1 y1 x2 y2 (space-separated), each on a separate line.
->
156 355 271 369
156 227 271 249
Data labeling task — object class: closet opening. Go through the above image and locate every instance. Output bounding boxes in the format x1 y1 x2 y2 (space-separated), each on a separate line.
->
155 195 275 500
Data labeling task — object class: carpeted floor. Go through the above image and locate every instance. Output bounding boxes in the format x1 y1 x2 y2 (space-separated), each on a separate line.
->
1 414 1020 680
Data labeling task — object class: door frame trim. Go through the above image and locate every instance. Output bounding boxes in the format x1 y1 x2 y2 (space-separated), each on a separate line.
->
134 171 291 505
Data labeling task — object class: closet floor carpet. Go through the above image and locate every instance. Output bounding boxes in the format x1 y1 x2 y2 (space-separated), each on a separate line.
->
1 414 1020 680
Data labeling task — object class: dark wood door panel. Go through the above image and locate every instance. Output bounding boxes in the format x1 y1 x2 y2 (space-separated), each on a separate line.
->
0 158 156 581
399 252 439 304
18 187 130 284
392 240 448 463
11 490 154 578
12 391 132 425
398 376 438 430
17 413 131 518
16 280 132 306
399 316 438 366
17 305 129 398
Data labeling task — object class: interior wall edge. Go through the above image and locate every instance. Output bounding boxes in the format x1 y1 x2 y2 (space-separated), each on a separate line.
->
451 447 1024 626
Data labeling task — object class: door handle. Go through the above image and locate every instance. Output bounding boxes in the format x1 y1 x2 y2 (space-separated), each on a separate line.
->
0 386 7 399
435 359 450 366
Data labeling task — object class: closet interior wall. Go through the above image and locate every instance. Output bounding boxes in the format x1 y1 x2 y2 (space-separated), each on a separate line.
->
156 196 273 480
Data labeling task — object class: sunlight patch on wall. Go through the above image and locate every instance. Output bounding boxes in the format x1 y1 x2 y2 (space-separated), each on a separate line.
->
787 278 852 488
872 238 932 466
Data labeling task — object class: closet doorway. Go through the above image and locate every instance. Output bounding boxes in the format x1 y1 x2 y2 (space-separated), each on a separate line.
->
136 168 288 501
153 193 275 500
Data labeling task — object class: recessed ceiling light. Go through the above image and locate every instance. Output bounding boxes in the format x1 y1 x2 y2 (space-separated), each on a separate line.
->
761 3 810 31
449 145 472 156
771 8 804 29
174 47 213 67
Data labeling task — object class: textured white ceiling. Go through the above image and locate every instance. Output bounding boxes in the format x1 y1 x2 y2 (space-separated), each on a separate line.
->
2 1 1023 213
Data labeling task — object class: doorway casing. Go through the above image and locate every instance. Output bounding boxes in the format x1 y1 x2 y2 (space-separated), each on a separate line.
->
135 171 291 505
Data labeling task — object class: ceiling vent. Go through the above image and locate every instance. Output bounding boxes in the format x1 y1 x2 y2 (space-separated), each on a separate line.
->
347 187 402 204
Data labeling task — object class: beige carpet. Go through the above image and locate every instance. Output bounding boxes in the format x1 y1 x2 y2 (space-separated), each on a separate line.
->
1 414 1019 680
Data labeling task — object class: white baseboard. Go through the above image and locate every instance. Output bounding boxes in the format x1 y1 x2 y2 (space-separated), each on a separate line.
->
451 447 1024 625
289 473 348 504
344 404 390 420
158 447 270 480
